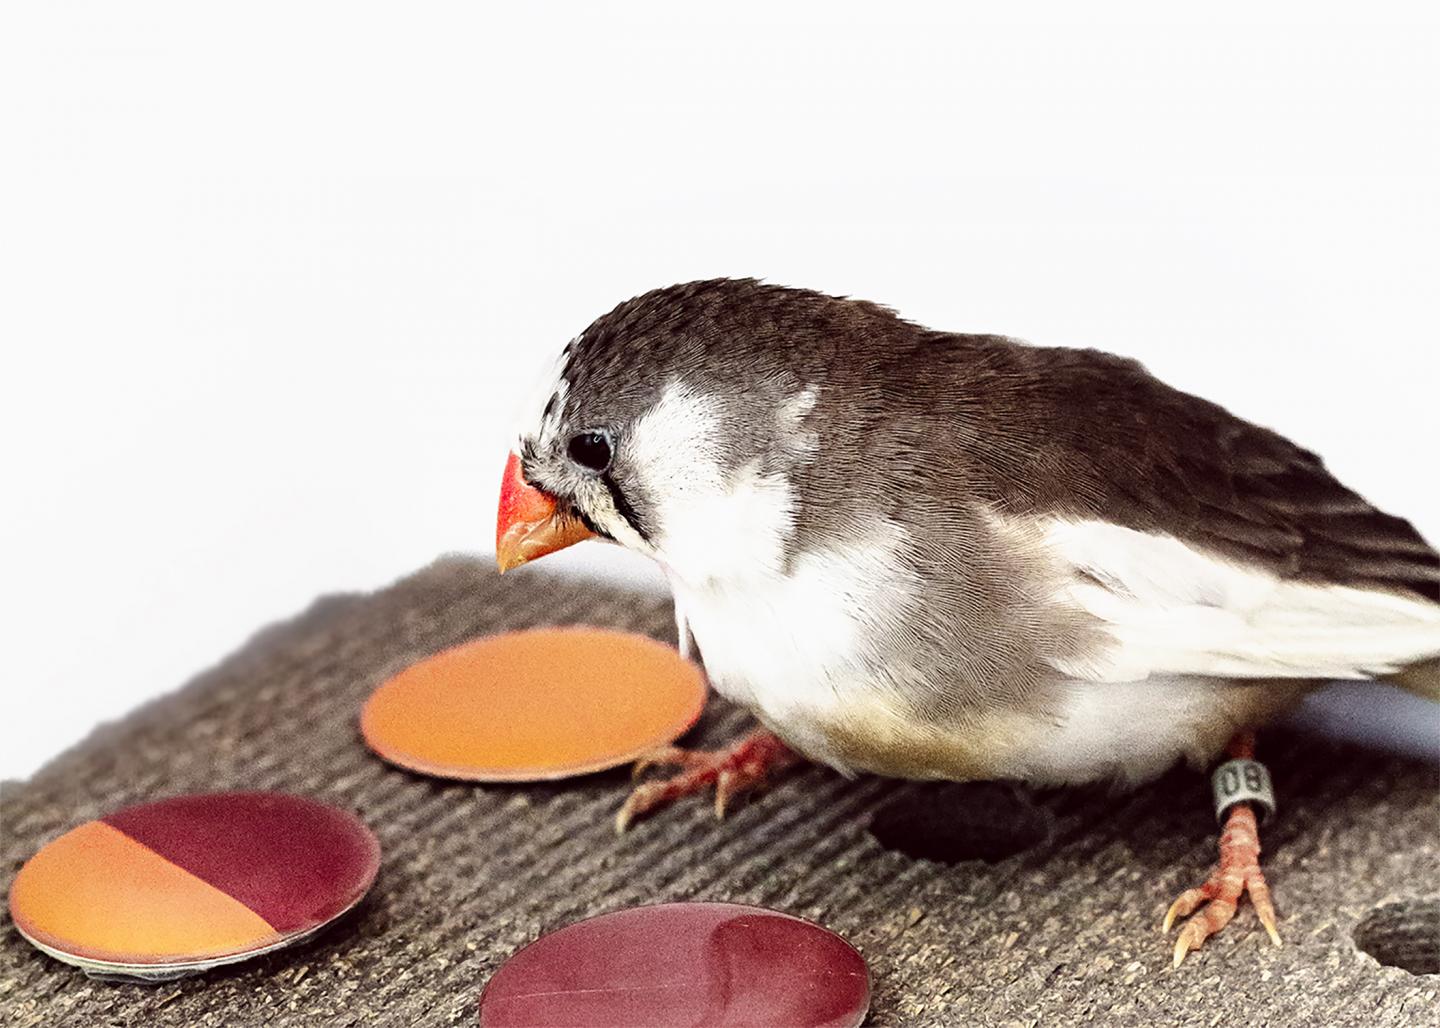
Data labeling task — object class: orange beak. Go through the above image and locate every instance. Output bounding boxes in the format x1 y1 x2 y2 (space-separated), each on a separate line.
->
495 452 597 573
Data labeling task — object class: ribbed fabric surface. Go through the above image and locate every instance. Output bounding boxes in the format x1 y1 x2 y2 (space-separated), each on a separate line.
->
2 557 1436 1026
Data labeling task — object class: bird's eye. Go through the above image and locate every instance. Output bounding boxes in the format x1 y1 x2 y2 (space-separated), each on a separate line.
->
567 430 613 473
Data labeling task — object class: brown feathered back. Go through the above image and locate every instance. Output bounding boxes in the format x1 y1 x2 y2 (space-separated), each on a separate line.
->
569 278 1438 603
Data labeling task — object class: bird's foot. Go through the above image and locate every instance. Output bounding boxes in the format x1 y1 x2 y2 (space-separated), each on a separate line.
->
615 728 800 833
1163 802 1281 967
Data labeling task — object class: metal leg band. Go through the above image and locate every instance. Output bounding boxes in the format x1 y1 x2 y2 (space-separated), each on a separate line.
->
1212 757 1276 824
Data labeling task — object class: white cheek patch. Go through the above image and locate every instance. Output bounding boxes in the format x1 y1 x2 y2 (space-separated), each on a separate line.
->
626 380 798 584
626 379 833 587
624 377 771 575
627 379 727 483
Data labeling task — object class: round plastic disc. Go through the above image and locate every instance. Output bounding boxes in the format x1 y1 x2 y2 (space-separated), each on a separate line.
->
360 627 707 781
8 792 380 981
478 902 871 1027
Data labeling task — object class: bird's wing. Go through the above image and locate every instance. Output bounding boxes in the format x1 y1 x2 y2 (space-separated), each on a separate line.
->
1043 518 1440 683
931 339 1440 684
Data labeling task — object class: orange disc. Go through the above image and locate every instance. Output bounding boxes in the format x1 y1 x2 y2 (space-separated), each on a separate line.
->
360 627 707 781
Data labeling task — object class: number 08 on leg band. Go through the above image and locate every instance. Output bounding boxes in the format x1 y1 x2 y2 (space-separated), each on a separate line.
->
1211 758 1276 824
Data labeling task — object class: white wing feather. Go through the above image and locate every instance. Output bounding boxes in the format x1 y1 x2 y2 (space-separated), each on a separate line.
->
1044 520 1440 683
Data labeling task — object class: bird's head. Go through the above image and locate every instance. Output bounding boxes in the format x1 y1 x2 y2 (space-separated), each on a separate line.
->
495 279 895 585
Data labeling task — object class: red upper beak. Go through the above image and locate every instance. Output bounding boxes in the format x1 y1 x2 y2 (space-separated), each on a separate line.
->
495 452 597 573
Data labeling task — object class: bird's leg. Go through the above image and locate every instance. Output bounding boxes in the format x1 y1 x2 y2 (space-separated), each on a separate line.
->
616 727 801 833
1163 731 1282 967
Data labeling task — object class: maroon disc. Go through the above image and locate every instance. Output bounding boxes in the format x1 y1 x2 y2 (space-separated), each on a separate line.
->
478 902 870 1028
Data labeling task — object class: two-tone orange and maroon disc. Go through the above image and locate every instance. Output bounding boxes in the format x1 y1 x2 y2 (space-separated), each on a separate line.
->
9 792 380 981
361 627 707 781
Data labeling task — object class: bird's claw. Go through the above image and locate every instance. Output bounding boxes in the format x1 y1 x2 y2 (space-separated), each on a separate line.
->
629 745 716 781
1164 804 1281 967
615 729 798 834
714 768 739 819
614 780 671 834
630 746 687 780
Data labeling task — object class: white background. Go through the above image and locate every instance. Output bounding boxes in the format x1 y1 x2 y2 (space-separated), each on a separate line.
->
3 4 1436 779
